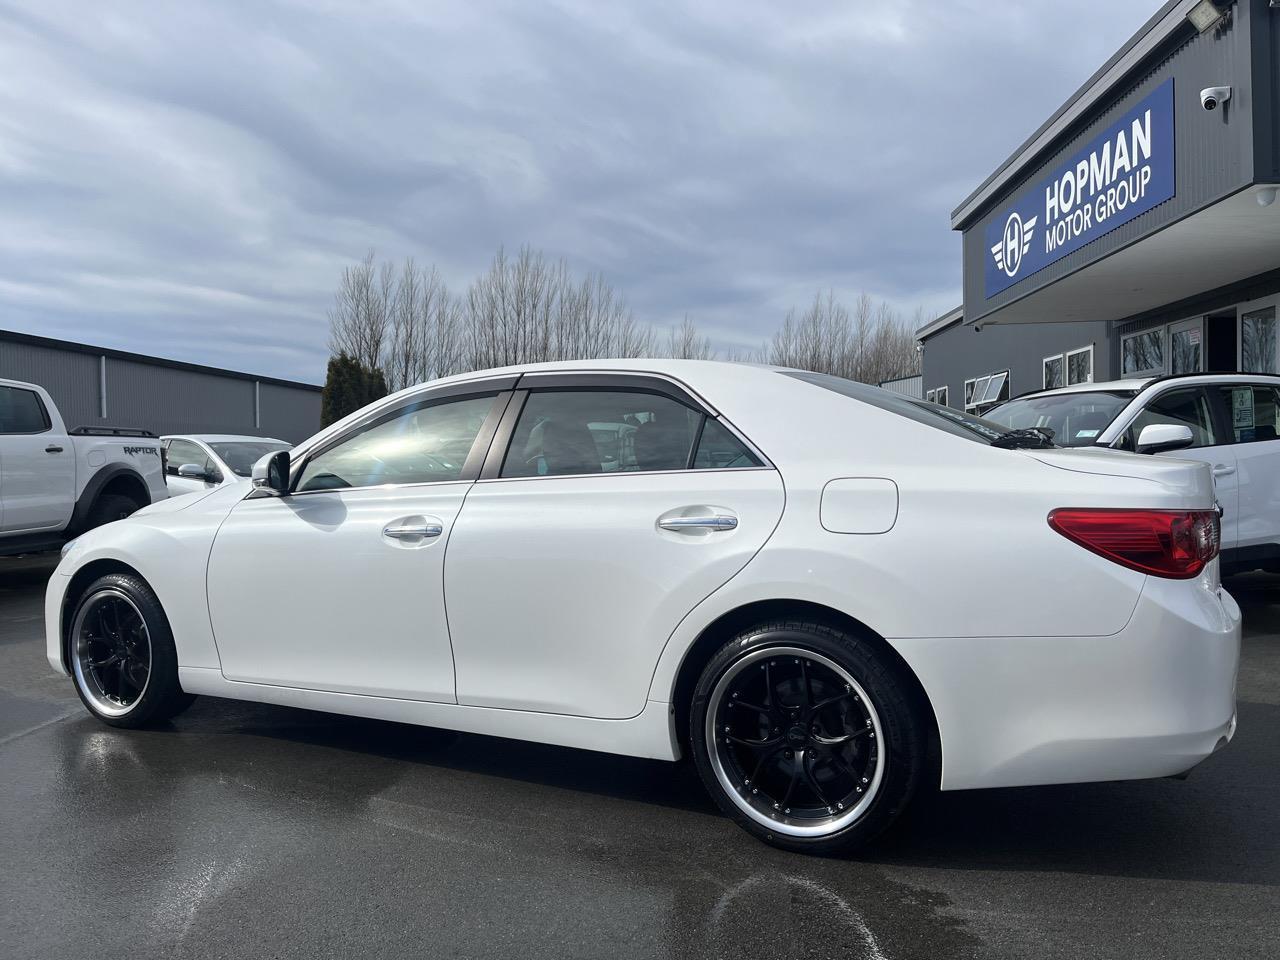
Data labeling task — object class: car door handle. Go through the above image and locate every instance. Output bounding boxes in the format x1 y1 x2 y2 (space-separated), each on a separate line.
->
45 445 64 454
383 521 443 540
658 514 738 531
1212 464 1236 478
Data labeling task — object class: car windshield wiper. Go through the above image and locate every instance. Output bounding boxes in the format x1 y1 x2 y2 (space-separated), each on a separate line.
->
990 427 1056 449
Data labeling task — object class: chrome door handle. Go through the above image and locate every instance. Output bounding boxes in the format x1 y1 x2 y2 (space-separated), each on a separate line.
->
1212 464 1236 477
658 515 738 531
383 521 443 540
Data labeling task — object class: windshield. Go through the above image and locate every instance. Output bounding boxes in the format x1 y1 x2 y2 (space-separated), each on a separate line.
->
209 441 291 477
983 391 1136 447
783 371 1015 444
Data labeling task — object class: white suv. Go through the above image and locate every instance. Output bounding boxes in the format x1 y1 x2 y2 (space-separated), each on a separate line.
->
987 373 1280 575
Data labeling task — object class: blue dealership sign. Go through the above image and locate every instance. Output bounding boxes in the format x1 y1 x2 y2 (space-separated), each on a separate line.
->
984 78 1175 299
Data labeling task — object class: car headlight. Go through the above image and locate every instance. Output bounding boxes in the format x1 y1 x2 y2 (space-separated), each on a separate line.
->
60 538 79 560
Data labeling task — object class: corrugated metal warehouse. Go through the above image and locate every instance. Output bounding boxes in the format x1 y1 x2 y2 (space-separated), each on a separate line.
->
0 329 322 443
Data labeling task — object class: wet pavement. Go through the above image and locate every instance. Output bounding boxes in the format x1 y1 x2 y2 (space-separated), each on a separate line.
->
1 553 1277 959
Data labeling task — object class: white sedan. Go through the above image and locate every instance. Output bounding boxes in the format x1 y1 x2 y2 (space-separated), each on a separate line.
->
160 434 291 496
46 360 1240 853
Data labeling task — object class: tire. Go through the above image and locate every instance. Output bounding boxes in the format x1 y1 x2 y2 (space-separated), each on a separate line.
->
83 493 142 532
689 619 927 855
66 573 195 728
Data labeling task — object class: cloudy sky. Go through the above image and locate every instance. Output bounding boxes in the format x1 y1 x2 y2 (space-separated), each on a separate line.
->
1 0 1159 383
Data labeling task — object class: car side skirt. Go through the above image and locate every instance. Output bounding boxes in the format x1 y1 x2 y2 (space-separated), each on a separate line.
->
177 667 682 761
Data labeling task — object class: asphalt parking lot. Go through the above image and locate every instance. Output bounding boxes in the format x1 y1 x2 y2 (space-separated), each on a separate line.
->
1 555 1277 960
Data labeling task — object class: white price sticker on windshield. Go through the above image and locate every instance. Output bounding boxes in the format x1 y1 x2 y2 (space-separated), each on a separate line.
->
1075 428 1100 439
1233 388 1254 429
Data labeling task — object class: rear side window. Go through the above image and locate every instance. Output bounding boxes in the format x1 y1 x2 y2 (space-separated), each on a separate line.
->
502 390 702 478
297 394 497 491
1121 388 1217 450
0 386 50 434
693 419 762 469
1218 385 1280 444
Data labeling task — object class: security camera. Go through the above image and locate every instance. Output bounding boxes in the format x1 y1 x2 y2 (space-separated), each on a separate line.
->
1201 86 1231 111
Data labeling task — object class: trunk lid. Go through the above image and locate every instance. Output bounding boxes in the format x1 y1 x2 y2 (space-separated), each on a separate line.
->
1022 447 1215 505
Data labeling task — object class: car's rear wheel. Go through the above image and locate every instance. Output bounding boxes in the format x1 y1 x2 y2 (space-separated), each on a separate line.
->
690 619 926 854
68 574 195 728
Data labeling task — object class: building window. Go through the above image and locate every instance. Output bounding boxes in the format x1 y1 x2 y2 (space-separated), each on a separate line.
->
1121 329 1164 377
965 370 1009 414
935 385 948 407
1241 307 1277 374
1066 345 1093 384
1043 354 1064 389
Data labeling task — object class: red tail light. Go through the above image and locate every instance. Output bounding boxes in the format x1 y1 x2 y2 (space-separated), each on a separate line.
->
1047 508 1220 579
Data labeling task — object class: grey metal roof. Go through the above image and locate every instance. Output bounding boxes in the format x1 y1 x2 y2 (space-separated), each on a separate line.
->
0 328 322 392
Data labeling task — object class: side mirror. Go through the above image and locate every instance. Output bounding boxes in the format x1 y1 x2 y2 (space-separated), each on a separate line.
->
177 463 216 483
1136 423 1194 455
251 450 291 496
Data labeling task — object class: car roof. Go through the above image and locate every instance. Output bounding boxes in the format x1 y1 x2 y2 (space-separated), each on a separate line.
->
1023 378 1153 398
161 434 288 443
1016 371 1280 402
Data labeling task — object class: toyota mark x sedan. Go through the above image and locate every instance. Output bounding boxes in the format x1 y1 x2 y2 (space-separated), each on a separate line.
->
46 360 1240 853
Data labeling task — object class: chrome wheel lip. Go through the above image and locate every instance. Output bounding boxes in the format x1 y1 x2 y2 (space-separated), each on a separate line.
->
71 588 152 718
706 645 885 839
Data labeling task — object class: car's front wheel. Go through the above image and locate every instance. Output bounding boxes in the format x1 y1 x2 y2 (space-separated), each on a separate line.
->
68 573 195 728
690 619 927 854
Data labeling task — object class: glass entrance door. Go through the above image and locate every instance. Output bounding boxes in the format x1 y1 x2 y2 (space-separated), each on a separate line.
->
1169 318 1204 375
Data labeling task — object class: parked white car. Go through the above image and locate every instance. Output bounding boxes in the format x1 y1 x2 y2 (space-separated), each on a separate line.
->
161 435 291 497
46 360 1239 853
0 376 166 557
986 373 1280 575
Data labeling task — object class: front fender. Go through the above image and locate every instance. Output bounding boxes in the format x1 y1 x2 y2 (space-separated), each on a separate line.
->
52 502 232 675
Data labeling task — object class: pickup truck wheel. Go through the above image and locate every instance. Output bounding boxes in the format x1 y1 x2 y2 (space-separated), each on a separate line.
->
68 573 195 728
83 493 142 531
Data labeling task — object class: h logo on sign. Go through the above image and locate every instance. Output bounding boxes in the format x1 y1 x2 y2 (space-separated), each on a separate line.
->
990 211 1037 279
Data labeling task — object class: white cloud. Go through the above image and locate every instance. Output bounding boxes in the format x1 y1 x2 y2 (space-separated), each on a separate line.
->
0 0 1158 381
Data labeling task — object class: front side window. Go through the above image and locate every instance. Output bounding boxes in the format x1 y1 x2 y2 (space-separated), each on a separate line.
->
502 390 703 478
1219 385 1280 444
1122 329 1164 376
0 386 50 434
209 441 291 477
297 394 496 492
1241 307 1277 374
985 390 1135 447
165 439 210 476
1122 388 1217 450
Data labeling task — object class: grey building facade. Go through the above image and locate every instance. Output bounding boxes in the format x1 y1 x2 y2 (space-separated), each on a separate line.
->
0 330 322 443
923 0 1280 413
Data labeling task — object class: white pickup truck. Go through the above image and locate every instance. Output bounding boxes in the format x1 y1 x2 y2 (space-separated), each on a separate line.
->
0 376 167 556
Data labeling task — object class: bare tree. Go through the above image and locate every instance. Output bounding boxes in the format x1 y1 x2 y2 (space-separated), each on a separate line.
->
663 315 715 360
328 250 391 374
765 290 920 384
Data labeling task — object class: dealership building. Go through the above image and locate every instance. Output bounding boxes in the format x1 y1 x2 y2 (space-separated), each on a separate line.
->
920 0 1280 415
0 329 322 442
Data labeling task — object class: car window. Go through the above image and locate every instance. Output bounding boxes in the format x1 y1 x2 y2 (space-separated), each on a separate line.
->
784 371 1011 444
165 439 209 476
208 441 291 477
1218 385 1280 444
1121 388 1217 450
984 391 1135 447
693 419 762 469
0 386 50 434
501 390 702 478
297 394 497 492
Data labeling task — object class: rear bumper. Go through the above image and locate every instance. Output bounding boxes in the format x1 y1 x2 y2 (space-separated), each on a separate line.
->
891 572 1240 791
